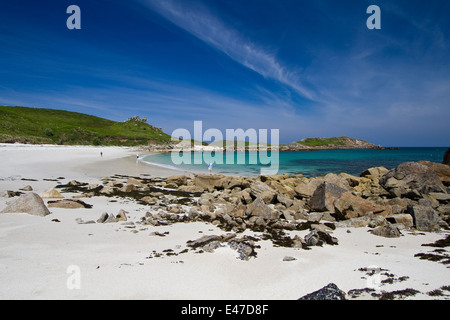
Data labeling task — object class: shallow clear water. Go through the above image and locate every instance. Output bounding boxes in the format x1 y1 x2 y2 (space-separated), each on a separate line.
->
142 147 448 177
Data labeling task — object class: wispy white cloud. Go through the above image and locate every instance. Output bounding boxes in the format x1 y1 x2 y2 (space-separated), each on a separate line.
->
139 0 316 100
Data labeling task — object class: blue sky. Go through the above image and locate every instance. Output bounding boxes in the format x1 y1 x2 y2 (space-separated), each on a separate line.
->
0 0 449 146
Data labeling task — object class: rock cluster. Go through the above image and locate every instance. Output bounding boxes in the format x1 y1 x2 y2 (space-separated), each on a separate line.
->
3 160 448 256
50 161 449 249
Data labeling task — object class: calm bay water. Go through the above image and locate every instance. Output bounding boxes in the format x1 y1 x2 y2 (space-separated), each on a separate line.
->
142 147 448 177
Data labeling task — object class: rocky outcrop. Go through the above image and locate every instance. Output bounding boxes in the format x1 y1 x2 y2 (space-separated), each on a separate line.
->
380 162 446 199
418 161 450 186
50 161 450 257
334 192 391 220
443 148 450 166
194 174 225 192
1 193 51 216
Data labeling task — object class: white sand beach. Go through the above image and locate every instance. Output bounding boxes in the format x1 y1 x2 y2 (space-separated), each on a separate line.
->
0 144 449 300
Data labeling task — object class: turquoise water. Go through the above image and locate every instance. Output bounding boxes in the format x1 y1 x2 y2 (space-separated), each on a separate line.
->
142 147 448 177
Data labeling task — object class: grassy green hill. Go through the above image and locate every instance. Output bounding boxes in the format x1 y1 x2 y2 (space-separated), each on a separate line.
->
0 106 171 146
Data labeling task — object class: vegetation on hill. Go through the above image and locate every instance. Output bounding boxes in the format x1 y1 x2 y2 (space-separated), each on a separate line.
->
294 136 378 149
0 106 171 146
298 137 346 147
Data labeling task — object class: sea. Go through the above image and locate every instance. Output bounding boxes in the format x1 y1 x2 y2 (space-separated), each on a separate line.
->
141 147 448 178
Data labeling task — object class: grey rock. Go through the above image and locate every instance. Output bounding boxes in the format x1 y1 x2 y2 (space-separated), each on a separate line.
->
380 162 446 199
304 230 338 246
47 199 93 209
20 185 33 191
249 181 277 204
309 182 347 212
97 212 117 223
299 283 346 300
245 197 278 220
406 205 441 232
1 192 50 217
370 225 401 238
283 256 297 262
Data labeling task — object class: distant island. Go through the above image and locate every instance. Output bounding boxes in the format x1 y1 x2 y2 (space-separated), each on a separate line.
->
279 136 385 151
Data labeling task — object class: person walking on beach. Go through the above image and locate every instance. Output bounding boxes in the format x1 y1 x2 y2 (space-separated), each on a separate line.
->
208 162 213 175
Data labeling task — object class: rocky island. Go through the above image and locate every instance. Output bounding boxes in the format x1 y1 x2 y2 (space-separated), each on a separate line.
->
280 136 385 151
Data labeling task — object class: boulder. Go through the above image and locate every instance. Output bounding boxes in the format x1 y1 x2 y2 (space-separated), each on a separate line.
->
116 209 128 222
360 166 389 181
167 175 189 187
323 173 351 190
370 225 402 238
380 162 446 199
193 174 225 192
276 193 293 208
308 182 347 212
96 212 119 223
294 178 324 199
334 216 371 228
406 205 441 232
418 161 450 186
120 184 136 193
443 148 450 166
333 192 391 220
47 199 93 209
245 197 278 220
1 193 51 216
307 212 324 223
304 230 338 246
20 185 33 191
126 177 144 187
249 181 277 204
299 283 346 300
429 193 450 204
386 214 414 228
177 185 204 193
40 188 64 199
217 176 251 190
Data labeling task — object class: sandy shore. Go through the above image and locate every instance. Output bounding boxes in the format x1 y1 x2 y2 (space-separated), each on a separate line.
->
0 144 449 300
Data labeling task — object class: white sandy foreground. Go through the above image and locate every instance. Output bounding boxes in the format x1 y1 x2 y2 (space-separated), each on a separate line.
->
0 144 449 300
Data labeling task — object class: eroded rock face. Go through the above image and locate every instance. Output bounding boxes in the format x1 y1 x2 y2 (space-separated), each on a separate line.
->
380 162 446 199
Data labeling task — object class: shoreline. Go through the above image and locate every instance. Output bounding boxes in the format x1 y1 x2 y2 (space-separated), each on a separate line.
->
0 143 449 300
